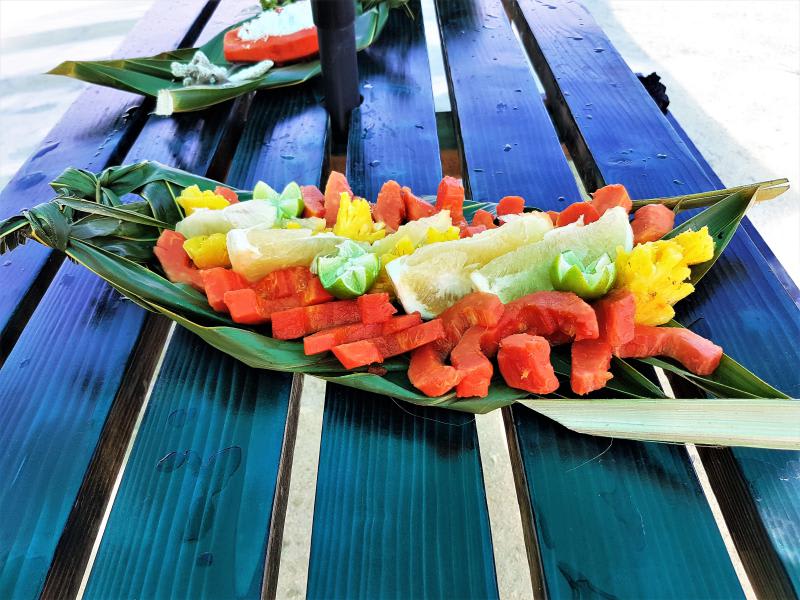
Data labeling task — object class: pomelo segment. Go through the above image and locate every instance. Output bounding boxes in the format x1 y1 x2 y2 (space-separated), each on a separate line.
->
176 200 278 239
471 206 633 303
387 212 552 318
227 227 347 282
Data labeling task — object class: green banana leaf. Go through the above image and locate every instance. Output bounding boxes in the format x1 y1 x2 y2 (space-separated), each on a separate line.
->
47 2 395 115
0 161 795 449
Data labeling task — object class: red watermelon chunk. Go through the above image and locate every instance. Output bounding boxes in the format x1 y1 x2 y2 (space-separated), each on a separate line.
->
488 291 598 353
556 202 600 227
571 339 613 395
593 289 636 347
357 292 397 324
200 268 248 312
324 171 352 227
614 325 723 376
303 313 421 355
373 180 406 232
451 326 494 398
497 195 525 216
301 185 325 219
498 334 559 394
590 183 632 215
333 320 446 369
435 176 466 226
631 204 675 244
153 230 204 291
471 209 497 229
401 186 436 221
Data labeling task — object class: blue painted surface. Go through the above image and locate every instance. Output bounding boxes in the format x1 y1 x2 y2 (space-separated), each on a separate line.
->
84 31 329 600
512 0 799 592
667 111 800 595
309 387 498 599
439 0 743 596
435 0 579 205
0 4 242 594
307 3 498 598
0 0 214 338
83 329 294 600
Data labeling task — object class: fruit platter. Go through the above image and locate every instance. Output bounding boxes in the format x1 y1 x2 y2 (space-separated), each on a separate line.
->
1 161 795 448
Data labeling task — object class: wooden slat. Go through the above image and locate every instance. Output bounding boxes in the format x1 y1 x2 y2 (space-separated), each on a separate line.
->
0 0 218 344
0 4 250 596
667 111 800 597
82 330 299 600
508 0 800 595
436 0 745 597
82 84 328 600
435 0 579 204
306 4 499 598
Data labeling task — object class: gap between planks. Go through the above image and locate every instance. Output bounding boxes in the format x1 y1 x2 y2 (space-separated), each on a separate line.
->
497 2 772 596
475 411 538 600
272 376 326 600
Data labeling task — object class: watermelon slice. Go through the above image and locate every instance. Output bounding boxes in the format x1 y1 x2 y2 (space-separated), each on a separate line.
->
373 180 406 232
357 292 397 324
590 183 632 215
497 195 525 216
451 326 493 398
214 186 239 204
498 334 559 394
488 291 598 352
200 268 248 312
402 186 436 221
408 292 504 396
301 185 325 219
435 176 466 225
332 320 446 369
271 293 393 339
556 202 600 227
471 209 497 229
593 289 636 347
303 313 421 355
631 204 675 244
153 230 204 290
571 339 613 395
615 325 723 376
324 171 352 227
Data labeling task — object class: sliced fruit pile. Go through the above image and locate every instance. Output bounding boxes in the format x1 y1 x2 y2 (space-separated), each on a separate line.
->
153 172 721 398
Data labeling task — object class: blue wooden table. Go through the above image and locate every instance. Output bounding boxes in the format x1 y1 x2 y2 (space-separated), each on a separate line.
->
1 1 798 598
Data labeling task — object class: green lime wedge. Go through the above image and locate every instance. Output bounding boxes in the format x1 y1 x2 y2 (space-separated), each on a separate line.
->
550 250 616 299
278 182 304 218
253 180 279 201
315 240 379 299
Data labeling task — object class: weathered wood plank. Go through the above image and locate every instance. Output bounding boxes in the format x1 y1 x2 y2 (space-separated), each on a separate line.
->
82 330 299 600
667 111 800 597
83 80 327 600
306 3 499 598
0 3 251 595
435 0 579 204
508 0 800 595
0 0 218 344
437 0 744 596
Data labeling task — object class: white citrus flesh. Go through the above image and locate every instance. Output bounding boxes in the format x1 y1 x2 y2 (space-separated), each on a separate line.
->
386 212 552 317
471 206 634 303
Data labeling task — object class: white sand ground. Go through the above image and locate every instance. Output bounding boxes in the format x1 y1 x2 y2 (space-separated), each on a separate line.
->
0 2 797 599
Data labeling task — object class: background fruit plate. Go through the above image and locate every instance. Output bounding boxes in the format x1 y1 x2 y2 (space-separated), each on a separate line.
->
1 161 796 449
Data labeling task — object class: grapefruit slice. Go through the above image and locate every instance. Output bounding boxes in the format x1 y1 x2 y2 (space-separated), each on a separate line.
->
471 206 633 303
